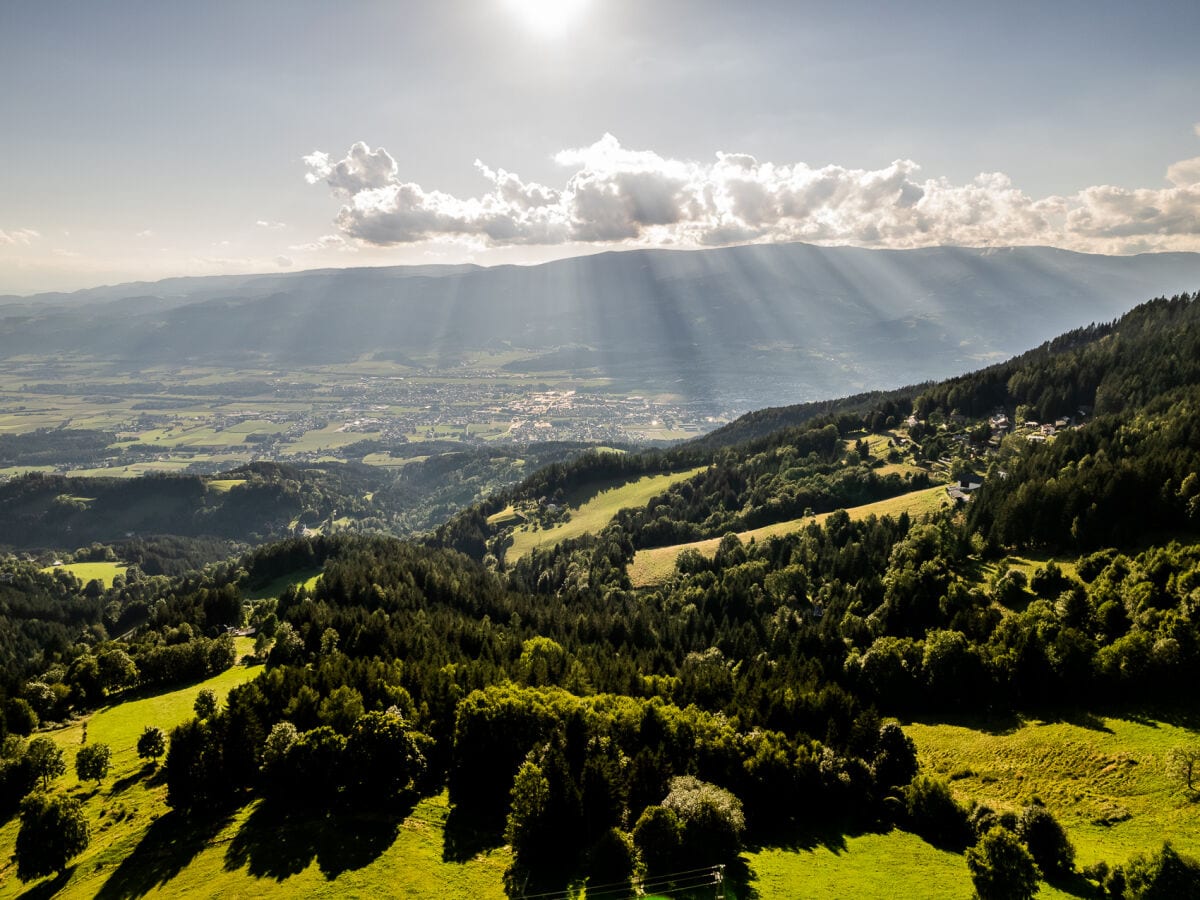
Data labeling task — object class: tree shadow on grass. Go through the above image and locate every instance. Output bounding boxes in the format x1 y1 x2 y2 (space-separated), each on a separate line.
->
722 857 760 900
745 820 855 856
110 763 156 795
442 803 505 863
905 706 1119 736
16 865 75 900
223 798 413 881
1046 869 1104 898
95 810 233 900
903 710 1025 736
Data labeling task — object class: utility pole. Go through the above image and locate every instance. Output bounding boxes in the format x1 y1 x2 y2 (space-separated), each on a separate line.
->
714 864 726 900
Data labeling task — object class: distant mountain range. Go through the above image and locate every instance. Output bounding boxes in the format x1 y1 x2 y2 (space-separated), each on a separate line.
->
5 243 1200 410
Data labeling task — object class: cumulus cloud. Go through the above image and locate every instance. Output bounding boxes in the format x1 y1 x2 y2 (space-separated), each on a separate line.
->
275 255 293 267
0 228 40 246
256 220 287 230
304 133 1200 255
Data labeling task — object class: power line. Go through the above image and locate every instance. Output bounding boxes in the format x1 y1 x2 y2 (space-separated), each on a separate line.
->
514 864 724 900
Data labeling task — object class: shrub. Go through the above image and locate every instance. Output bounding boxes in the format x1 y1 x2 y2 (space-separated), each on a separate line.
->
966 826 1039 900
903 774 971 850
1017 802 1074 876
1117 843 1200 899
632 805 683 875
661 775 745 866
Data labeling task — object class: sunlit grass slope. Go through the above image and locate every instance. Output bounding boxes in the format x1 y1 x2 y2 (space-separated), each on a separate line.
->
742 829 1079 899
0 659 509 899
906 715 1200 868
628 485 948 587
507 467 707 561
40 561 127 589
242 568 324 601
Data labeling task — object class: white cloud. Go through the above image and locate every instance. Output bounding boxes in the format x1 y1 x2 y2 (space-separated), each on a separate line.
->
0 228 40 246
288 233 359 253
275 255 293 267
136 229 154 239
256 220 287 230
305 133 1200 254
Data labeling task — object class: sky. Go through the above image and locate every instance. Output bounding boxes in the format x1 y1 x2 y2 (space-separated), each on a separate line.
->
2 0 1199 295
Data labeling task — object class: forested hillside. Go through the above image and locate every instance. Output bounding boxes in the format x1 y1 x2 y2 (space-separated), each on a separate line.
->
0 441 603 552
2 292 1200 897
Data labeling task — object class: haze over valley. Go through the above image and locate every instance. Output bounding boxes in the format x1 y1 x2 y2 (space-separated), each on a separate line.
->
4 241 1200 483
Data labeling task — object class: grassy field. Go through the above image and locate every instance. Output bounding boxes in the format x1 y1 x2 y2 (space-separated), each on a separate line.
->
2 664 1195 897
985 553 1081 583
906 715 1200 868
0 662 510 899
40 561 127 589
741 829 1077 900
207 478 248 493
628 485 949 587
486 504 526 527
506 466 708 561
242 568 324 601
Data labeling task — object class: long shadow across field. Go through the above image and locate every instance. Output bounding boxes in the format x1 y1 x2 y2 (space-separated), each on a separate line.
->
906 707 1115 736
442 804 506 863
95 810 233 899
223 798 414 881
109 762 157 795
17 866 75 900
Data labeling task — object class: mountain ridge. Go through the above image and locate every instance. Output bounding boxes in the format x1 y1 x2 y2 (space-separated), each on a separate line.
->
4 242 1200 411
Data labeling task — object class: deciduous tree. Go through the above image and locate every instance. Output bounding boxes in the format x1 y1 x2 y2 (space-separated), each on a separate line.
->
15 793 90 882
75 743 112 784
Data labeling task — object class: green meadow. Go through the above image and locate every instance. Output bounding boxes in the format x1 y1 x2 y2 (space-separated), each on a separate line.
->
40 561 128 589
506 466 708 561
241 568 324 601
742 829 1074 900
628 485 949 586
906 715 1200 868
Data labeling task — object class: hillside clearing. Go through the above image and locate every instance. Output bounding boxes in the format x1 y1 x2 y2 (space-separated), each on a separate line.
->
40 561 127 589
242 568 324 601
628 485 948 586
506 467 707 561
906 715 1200 868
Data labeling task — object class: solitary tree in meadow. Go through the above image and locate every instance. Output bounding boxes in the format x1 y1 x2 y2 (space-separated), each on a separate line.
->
137 726 167 763
15 793 90 882
1168 747 1200 797
75 743 112 785
26 737 65 790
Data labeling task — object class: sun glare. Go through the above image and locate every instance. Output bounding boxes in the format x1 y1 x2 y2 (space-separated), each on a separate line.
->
504 0 590 39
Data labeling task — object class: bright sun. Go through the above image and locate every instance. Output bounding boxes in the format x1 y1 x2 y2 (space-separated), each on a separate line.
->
504 0 590 39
